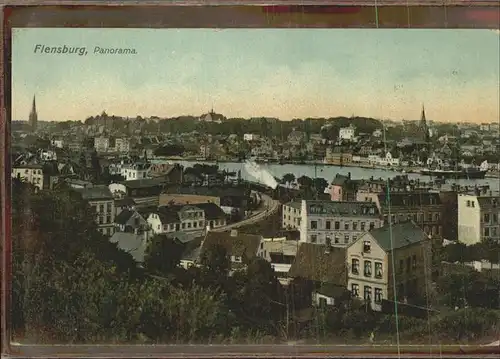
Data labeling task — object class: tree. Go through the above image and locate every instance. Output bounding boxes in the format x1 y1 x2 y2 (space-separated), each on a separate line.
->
199 244 231 288
282 173 295 186
154 144 185 157
297 175 313 189
312 177 328 194
144 235 185 276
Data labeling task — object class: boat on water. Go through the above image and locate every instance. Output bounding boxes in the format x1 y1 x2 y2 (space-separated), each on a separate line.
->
420 160 489 180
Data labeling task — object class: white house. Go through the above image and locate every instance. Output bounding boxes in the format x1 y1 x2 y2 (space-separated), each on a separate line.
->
243 133 261 141
39 149 57 161
147 203 226 236
51 138 64 148
12 164 44 191
121 162 151 181
378 152 400 167
339 125 356 141
299 200 383 246
458 192 500 245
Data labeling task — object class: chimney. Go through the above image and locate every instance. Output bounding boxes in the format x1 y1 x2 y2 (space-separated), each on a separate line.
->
230 229 238 237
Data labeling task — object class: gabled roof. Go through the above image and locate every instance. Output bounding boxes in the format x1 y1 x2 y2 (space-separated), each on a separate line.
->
201 230 262 259
367 221 428 252
194 202 226 220
288 243 346 286
110 232 147 263
114 209 136 225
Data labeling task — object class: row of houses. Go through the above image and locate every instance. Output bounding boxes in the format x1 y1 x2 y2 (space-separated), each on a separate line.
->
173 220 432 312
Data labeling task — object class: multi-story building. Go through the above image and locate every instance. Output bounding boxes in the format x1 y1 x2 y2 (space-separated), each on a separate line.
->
114 137 130 153
327 173 358 201
360 192 443 238
346 221 432 311
94 136 110 153
282 201 302 229
12 164 44 191
299 200 383 246
324 148 353 166
73 185 116 236
458 192 500 245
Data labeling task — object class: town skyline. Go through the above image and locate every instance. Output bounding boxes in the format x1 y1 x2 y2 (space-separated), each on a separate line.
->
12 28 500 123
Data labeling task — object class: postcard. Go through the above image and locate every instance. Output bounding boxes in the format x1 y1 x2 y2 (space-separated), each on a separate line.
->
7 24 500 354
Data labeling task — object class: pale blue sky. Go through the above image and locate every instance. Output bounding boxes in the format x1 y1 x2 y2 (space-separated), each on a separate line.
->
12 28 500 123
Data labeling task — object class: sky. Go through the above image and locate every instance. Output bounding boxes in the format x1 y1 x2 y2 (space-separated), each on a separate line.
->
11 28 500 123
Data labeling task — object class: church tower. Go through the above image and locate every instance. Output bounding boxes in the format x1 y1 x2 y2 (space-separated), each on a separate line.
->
29 95 38 131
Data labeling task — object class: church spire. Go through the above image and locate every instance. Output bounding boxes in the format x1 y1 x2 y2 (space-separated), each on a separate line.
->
420 103 426 124
32 95 36 113
29 94 38 131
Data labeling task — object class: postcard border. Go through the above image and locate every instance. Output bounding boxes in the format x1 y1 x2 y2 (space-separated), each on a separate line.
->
2 2 500 359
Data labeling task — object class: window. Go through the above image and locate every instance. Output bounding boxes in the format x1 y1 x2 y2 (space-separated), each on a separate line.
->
344 222 349 230
351 283 359 297
412 255 417 269
106 203 112 213
106 215 111 224
344 234 349 243
369 222 375 230
434 213 440 221
374 288 383 304
188 222 192 228
353 222 358 230
364 286 372 302
493 214 498 223
360 222 366 231
399 259 404 273
335 221 340 230
484 227 490 237
233 256 242 263
427 213 433 222
334 235 340 244
99 204 104 213
326 221 331 230
352 235 358 242
182 223 186 229
351 259 359 275
466 200 471 207
311 220 318 229
363 240 371 253
375 262 383 278
471 201 475 208
318 297 327 308
364 261 372 277
406 257 411 272
310 235 317 243
484 213 491 223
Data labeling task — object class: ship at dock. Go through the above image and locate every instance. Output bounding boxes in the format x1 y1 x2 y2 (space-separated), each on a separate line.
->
420 160 489 180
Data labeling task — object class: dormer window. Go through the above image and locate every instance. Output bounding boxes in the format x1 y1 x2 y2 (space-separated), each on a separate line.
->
363 241 371 253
